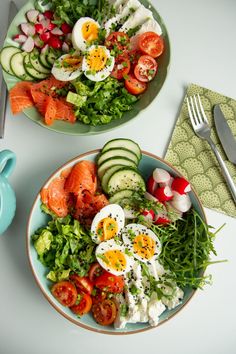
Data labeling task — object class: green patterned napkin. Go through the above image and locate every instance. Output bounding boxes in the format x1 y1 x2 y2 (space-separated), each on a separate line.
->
165 83 236 218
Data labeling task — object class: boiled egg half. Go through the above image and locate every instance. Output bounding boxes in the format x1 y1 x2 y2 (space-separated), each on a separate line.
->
95 239 133 275
122 223 161 263
51 53 83 81
91 204 125 244
82 45 115 81
72 17 100 51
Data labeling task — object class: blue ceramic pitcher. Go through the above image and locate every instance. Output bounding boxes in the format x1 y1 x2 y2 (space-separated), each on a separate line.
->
0 150 16 235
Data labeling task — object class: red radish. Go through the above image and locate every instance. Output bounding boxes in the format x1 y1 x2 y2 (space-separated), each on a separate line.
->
62 42 69 52
61 23 72 34
144 191 159 203
48 35 62 49
47 22 56 31
65 33 72 42
40 31 51 43
43 10 54 20
154 215 170 225
33 35 44 48
35 23 44 34
41 44 49 54
22 36 34 52
20 23 36 36
154 186 173 202
37 13 45 22
170 191 192 213
26 9 39 23
142 209 155 221
153 168 171 184
51 27 63 36
40 18 50 31
13 34 27 43
160 176 174 188
171 177 191 195
147 175 157 195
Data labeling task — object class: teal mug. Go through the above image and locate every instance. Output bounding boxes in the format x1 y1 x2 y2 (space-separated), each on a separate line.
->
0 150 16 235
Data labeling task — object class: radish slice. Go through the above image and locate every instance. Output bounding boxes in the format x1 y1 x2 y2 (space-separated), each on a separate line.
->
154 210 170 225
65 33 72 42
124 208 136 219
144 191 159 203
153 168 171 184
147 175 158 195
154 186 173 202
51 27 63 36
170 191 192 213
20 23 35 36
41 44 49 54
40 18 50 30
62 42 69 52
13 34 27 43
38 13 45 22
142 209 155 221
171 177 191 195
22 36 35 52
33 35 44 48
160 176 174 188
26 9 39 23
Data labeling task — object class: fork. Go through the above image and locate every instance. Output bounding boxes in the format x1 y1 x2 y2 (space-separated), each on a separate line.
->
187 94 236 204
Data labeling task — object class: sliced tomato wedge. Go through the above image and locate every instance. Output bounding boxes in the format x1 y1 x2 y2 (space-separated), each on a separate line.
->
92 299 117 326
124 74 147 95
134 55 158 82
129 49 143 69
70 292 92 316
91 289 107 304
88 262 104 283
94 271 125 293
51 281 77 307
70 274 93 295
105 32 130 53
111 54 130 80
138 31 164 58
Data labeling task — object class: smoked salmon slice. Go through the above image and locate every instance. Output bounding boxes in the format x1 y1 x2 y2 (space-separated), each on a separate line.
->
65 161 97 195
9 81 34 115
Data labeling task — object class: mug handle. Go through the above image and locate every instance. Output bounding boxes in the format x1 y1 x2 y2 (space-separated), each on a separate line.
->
0 150 16 178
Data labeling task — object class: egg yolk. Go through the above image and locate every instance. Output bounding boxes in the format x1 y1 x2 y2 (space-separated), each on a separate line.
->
86 47 108 71
82 21 99 42
62 55 82 70
102 250 127 272
96 217 118 241
133 234 155 260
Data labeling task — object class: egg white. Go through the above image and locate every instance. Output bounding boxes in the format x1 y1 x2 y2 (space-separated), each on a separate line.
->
82 45 115 82
95 239 134 275
91 204 125 244
51 53 83 81
72 17 100 52
122 223 161 263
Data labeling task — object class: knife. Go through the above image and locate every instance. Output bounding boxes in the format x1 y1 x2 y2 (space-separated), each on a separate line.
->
0 1 18 139
214 104 236 164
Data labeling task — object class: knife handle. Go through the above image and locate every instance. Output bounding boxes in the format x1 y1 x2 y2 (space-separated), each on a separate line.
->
0 75 7 138
208 138 236 204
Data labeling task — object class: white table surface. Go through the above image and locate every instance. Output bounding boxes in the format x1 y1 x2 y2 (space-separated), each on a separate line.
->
1 0 236 353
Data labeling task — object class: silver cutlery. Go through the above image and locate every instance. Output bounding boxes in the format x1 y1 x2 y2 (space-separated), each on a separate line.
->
0 1 18 139
187 94 236 204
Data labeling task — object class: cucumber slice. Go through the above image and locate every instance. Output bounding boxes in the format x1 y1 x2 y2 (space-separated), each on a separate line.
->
97 148 139 167
10 52 33 81
98 157 137 179
101 165 124 193
109 189 135 203
102 138 141 161
0 46 21 75
39 49 52 69
107 167 146 195
46 48 60 66
30 51 51 74
24 54 48 80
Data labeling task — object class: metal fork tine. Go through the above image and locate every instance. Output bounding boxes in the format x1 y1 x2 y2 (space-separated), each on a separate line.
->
197 94 209 123
189 96 198 125
193 95 203 124
186 97 197 128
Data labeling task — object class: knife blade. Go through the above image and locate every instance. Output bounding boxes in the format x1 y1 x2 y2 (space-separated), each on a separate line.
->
214 104 236 164
0 1 18 139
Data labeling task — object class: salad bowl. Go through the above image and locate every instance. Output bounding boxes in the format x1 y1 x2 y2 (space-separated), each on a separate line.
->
27 149 206 334
2 0 170 135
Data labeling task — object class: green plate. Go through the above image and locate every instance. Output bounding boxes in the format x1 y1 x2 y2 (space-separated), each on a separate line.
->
2 0 170 135
27 151 206 334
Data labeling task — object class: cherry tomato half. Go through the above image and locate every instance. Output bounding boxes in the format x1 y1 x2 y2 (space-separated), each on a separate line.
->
124 74 147 95
92 299 117 326
51 281 77 307
91 289 107 304
70 292 92 316
111 54 130 80
138 31 164 58
94 271 125 293
105 32 130 52
134 55 158 82
88 263 104 283
70 274 93 295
